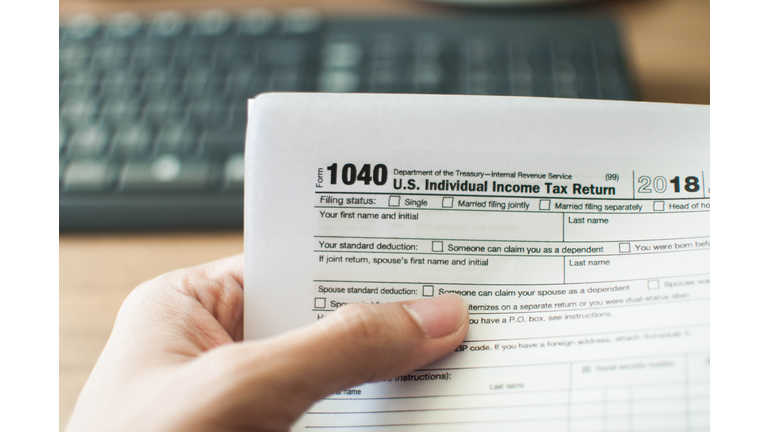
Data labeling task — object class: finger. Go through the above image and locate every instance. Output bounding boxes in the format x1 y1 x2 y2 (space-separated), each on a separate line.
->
186 254 245 341
211 294 469 428
115 254 246 354
194 254 245 287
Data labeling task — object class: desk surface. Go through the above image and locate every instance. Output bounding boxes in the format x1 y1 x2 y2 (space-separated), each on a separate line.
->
59 0 709 429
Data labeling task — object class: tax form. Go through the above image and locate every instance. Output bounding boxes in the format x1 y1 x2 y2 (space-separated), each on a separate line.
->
244 94 709 431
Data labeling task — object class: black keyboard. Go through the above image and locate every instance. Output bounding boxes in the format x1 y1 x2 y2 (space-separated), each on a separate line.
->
59 9 634 230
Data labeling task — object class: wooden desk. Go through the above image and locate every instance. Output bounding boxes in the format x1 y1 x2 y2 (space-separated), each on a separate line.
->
59 0 709 429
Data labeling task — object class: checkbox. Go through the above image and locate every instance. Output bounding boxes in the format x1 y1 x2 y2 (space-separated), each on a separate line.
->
432 241 444 252
653 201 665 211
648 280 659 290
389 196 401 206
442 197 454 208
619 243 630 253
423 285 434 297
314 297 326 309
539 199 551 210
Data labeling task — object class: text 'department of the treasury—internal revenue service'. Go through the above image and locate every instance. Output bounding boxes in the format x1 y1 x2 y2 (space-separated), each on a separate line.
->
244 94 710 432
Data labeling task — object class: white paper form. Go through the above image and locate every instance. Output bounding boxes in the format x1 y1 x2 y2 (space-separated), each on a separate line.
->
244 94 709 431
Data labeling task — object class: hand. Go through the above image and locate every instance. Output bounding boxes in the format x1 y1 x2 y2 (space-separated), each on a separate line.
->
66 255 469 432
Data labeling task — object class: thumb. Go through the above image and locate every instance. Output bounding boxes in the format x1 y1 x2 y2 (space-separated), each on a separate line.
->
282 293 469 395
210 294 468 430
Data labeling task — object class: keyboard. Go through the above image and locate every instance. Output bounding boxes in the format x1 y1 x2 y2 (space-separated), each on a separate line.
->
59 9 634 230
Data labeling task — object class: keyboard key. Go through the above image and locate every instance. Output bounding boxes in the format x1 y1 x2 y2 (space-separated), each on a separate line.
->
63 160 110 192
61 70 100 97
411 63 443 92
319 70 359 93
211 39 239 64
112 124 153 157
268 67 302 91
209 103 234 127
69 125 110 157
282 8 322 35
509 61 534 96
106 12 142 39
150 11 186 38
143 67 182 95
459 71 497 95
64 14 100 41
571 53 599 99
367 68 398 92
195 10 232 36
101 96 141 124
61 96 99 125
131 40 154 61
594 37 621 56
414 34 443 61
229 102 248 131
226 64 259 95
200 128 244 154
60 123 69 154
599 65 627 99
143 96 185 124
134 45 175 71
371 35 403 60
239 9 275 36
92 42 131 69
151 154 181 181
553 59 578 98
121 155 210 192
244 78 267 98
223 153 245 191
156 123 197 154
263 40 306 66
322 41 363 69
59 44 91 71
183 65 213 95
187 100 213 124
60 159 67 186
101 70 141 96
463 37 495 65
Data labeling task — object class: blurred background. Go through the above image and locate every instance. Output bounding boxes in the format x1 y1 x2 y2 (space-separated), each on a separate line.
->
59 0 708 429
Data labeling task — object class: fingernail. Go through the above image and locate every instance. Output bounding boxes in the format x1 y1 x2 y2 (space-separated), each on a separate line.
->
404 294 468 338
